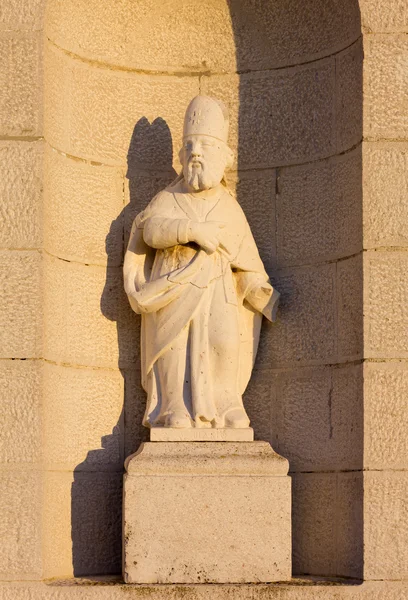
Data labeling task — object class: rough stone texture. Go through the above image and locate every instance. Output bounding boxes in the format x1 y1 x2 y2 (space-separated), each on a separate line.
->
257 263 337 368
123 368 148 459
0 250 42 358
124 442 291 584
276 150 362 267
0 31 41 136
201 58 336 169
364 34 408 140
0 141 43 249
335 38 363 153
150 428 254 441
43 254 138 368
0 360 42 464
364 471 408 581
43 471 122 578
364 251 408 358
0 470 42 580
0 581 407 600
44 42 200 165
337 254 364 361
363 142 408 248
275 365 363 472
243 368 277 445
43 362 124 471
360 0 408 33
0 0 45 30
44 146 124 266
229 170 276 273
45 0 360 73
292 472 363 579
364 362 408 470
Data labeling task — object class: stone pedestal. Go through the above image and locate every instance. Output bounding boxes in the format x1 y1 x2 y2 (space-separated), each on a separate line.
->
123 442 291 584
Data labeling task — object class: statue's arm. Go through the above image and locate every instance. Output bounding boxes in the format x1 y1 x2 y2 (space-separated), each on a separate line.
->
142 217 191 249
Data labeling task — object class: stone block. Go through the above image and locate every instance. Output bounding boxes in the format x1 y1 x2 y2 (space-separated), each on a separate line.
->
44 146 124 266
364 34 408 140
335 39 363 153
0 250 42 358
257 263 337 368
43 254 139 368
336 472 364 579
364 471 408 580
43 362 124 471
275 365 363 473
0 31 41 136
0 359 41 464
364 251 408 358
0 0 45 30
360 0 408 33
363 142 408 248
364 361 408 470
123 368 148 460
45 0 360 72
337 254 364 361
43 471 122 578
229 170 276 273
276 150 362 267
0 470 41 580
0 141 43 249
124 442 291 583
201 58 336 169
244 368 277 444
45 42 200 165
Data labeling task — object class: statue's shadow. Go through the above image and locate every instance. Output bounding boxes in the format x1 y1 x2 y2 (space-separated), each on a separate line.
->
70 117 177 577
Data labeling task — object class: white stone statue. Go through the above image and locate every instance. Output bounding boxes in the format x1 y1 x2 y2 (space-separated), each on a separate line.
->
124 96 279 432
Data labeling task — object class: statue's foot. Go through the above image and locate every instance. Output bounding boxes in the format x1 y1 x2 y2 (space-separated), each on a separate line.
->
164 411 192 428
224 408 250 429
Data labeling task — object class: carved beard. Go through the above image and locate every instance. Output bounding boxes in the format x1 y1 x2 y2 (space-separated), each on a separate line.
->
186 162 216 191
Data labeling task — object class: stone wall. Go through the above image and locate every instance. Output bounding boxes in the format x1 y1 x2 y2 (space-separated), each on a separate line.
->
0 0 406 595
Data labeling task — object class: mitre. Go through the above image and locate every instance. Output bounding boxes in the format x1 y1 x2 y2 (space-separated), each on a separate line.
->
183 95 229 144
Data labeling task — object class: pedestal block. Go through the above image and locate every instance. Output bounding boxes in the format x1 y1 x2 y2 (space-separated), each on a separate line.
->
123 441 291 584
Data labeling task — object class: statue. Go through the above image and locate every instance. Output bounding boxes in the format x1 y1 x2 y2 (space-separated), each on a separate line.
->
124 96 280 431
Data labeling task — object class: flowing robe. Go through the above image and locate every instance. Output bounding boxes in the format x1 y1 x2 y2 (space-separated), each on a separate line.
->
124 183 279 427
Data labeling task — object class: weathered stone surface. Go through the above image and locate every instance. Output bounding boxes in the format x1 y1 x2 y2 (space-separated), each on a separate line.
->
0 250 42 358
45 0 360 72
244 368 277 444
43 362 123 471
0 471 41 580
364 251 408 358
337 254 364 361
150 427 254 441
361 0 408 33
276 150 362 267
364 34 408 140
229 170 276 273
123 368 147 459
201 58 336 169
364 361 408 470
44 146 124 266
0 31 41 136
257 264 337 368
43 471 122 578
275 365 363 472
364 471 408 580
336 472 364 579
0 0 45 30
43 254 138 368
0 141 43 249
0 360 41 464
335 39 363 153
363 142 408 248
44 42 199 165
124 442 290 583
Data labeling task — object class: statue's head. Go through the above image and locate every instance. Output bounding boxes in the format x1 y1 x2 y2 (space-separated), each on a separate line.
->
179 96 234 191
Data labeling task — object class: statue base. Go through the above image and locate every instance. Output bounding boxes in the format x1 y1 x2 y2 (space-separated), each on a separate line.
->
150 426 254 441
123 442 291 584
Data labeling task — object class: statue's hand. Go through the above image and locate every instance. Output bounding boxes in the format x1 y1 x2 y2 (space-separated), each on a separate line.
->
188 221 226 254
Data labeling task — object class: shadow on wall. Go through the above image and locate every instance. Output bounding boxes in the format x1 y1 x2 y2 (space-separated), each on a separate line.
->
71 118 176 576
71 0 363 580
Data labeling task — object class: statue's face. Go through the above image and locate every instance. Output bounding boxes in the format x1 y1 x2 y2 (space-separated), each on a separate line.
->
180 134 231 191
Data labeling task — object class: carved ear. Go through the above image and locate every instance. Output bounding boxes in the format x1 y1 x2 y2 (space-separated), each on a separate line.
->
225 145 234 169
